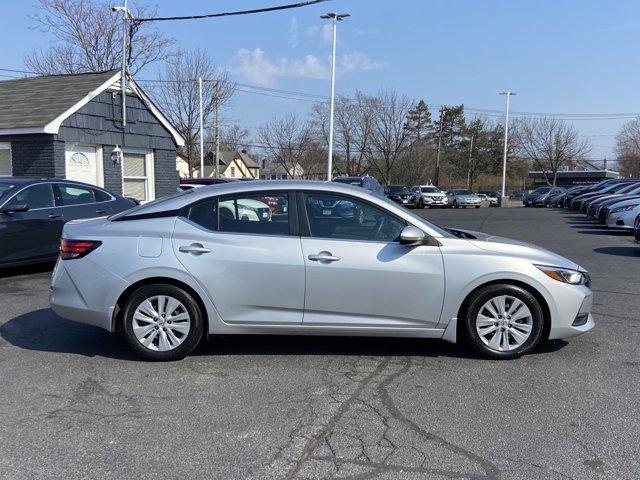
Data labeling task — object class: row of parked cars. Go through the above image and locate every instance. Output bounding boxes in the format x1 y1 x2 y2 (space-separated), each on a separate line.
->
383 184 498 209
522 179 640 243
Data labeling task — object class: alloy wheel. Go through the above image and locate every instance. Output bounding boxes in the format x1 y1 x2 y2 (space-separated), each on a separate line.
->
132 295 191 351
475 295 533 352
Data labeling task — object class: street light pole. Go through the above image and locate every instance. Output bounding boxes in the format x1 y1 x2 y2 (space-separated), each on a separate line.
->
113 1 131 127
198 77 204 178
321 12 350 181
499 91 516 200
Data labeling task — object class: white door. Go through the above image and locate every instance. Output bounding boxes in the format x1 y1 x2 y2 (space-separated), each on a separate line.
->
65 145 101 186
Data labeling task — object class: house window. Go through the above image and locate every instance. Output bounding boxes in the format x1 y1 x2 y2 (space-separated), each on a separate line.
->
231 166 235 176
122 151 154 203
0 143 11 176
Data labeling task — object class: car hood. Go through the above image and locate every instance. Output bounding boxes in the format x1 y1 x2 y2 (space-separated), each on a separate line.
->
455 194 480 200
447 228 580 270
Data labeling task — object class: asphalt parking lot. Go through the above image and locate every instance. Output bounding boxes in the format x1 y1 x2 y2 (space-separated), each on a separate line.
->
1 207 639 480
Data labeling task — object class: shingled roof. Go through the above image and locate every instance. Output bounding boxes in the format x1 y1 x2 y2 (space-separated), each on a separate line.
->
0 70 185 146
0 70 119 131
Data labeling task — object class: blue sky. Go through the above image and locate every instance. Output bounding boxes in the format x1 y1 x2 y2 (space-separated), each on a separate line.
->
2 0 640 160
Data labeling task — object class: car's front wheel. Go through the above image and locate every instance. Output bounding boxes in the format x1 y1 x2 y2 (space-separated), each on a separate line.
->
122 284 204 361
460 284 545 359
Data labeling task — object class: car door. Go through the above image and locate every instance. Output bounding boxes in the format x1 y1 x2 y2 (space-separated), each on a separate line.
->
0 182 64 264
299 192 445 329
55 182 113 220
172 191 305 325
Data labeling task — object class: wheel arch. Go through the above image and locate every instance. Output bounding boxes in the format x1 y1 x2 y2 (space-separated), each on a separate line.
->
112 276 210 340
455 279 552 343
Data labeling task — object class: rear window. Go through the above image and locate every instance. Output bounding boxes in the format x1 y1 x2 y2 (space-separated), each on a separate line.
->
333 177 364 187
109 189 193 220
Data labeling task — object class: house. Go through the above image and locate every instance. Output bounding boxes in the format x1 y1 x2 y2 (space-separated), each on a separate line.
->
260 162 305 180
176 152 190 179
0 70 185 202
194 149 260 179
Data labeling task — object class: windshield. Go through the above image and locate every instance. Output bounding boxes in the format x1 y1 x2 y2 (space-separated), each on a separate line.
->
420 186 439 193
532 187 552 194
387 185 408 194
453 189 472 195
378 195 454 238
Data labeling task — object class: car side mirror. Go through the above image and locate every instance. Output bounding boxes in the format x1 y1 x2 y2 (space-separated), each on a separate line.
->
399 225 426 246
0 203 29 214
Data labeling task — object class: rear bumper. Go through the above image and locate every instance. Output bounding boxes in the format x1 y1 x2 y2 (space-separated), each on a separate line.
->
49 257 127 332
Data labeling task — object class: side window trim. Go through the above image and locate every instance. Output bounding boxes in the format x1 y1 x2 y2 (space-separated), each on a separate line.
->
297 190 408 243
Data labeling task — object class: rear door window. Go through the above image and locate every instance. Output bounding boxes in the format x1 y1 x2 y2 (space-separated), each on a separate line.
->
11 183 54 209
58 184 96 205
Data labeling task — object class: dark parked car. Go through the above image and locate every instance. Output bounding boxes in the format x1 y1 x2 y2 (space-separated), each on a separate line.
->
0 177 135 268
634 213 640 243
384 185 415 207
522 187 552 207
331 175 384 196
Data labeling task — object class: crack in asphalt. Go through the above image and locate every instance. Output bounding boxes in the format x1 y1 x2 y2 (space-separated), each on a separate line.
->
280 357 502 480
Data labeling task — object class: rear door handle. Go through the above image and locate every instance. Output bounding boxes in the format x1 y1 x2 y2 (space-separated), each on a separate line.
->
179 243 211 255
95 209 106 215
308 251 341 263
47 213 61 219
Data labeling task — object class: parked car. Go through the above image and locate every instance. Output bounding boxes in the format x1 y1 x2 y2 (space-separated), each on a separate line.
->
552 185 587 208
586 183 640 221
534 187 566 207
478 191 499 206
445 189 482 208
564 180 619 209
606 201 640 230
634 213 640 243
509 192 525 201
332 175 384 196
50 180 594 361
384 185 415 207
410 185 448 208
569 180 635 211
523 187 552 207
0 177 135 268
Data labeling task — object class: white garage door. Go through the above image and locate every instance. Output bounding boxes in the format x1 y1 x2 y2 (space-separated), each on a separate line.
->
65 144 102 187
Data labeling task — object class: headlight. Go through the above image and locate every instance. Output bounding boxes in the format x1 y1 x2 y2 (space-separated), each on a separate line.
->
536 264 590 286
611 205 637 214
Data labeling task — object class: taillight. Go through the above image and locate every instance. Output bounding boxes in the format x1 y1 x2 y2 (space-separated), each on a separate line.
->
59 239 102 260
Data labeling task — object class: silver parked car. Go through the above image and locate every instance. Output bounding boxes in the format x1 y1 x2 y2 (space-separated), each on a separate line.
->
50 181 594 361
446 189 482 208
410 185 448 208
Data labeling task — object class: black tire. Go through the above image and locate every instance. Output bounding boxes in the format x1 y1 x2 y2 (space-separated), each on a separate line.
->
418 199 424 209
453 200 459 209
475 205 480 209
460 284 545 359
122 284 204 361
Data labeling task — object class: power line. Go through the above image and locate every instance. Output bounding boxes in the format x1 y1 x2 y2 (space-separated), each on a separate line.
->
133 0 330 23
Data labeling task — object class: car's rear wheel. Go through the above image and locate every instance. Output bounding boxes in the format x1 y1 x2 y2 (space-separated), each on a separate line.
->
460 284 544 359
453 200 459 208
122 284 204 361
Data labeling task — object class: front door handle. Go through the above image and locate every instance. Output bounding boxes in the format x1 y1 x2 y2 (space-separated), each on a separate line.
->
308 251 341 263
179 243 212 255
47 213 61 219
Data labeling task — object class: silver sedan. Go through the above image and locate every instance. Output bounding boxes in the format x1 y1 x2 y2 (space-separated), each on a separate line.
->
50 181 594 361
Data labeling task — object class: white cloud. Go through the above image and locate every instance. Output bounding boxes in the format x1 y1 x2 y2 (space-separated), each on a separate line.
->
289 17 298 47
232 48 388 86
305 25 319 36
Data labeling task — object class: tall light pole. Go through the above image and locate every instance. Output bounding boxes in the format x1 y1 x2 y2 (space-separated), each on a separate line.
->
321 12 350 181
113 1 132 127
198 77 204 178
499 91 516 200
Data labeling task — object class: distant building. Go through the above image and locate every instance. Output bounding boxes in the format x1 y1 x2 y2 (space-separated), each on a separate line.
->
0 70 185 203
528 169 619 187
194 150 260 179
260 162 305 180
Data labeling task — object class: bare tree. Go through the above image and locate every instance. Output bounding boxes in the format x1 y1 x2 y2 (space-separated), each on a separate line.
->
367 89 414 184
514 117 591 186
218 125 251 152
25 0 174 75
311 91 375 176
155 50 235 176
615 117 640 177
258 113 321 178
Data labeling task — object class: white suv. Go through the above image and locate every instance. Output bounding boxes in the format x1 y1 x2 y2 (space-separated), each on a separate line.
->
410 185 448 208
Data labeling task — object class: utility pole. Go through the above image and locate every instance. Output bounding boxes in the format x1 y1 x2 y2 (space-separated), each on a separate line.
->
321 12 350 181
434 106 444 187
198 77 204 178
214 82 220 179
113 1 131 127
467 134 474 189
499 91 516 201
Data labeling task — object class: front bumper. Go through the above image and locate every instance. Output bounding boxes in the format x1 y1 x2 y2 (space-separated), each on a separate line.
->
606 211 636 229
548 286 595 340
456 199 482 206
423 196 448 206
